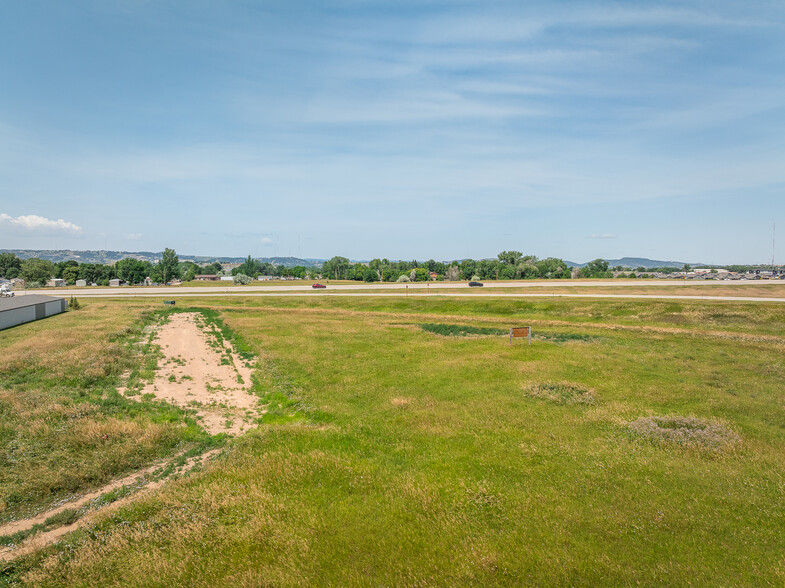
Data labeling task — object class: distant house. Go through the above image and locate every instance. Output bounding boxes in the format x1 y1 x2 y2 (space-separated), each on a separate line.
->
257 275 275 281
194 274 219 281
109 278 121 287
220 276 234 282
144 276 153 286
75 279 87 287
11 278 25 288
47 278 66 287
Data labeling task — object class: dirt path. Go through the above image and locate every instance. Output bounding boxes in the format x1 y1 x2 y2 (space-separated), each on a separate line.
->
0 449 220 562
143 312 261 435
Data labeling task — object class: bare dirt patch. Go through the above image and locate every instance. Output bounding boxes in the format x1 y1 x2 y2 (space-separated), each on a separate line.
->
141 312 261 435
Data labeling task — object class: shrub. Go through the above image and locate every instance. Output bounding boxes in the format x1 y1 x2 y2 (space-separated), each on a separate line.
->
233 273 252 285
396 275 410 282
69 296 81 310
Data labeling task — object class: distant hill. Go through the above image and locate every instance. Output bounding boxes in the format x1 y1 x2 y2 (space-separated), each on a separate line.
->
603 257 695 269
0 249 324 268
564 257 696 269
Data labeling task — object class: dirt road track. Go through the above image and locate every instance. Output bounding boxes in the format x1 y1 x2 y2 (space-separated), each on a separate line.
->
16 280 785 302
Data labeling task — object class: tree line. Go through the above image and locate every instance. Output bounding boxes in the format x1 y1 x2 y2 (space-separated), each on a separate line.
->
0 248 702 287
0 249 196 286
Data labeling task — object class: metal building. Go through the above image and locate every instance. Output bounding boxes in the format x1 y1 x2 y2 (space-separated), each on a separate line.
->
0 295 69 331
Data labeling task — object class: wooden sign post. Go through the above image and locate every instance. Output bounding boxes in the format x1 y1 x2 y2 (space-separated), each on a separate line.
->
510 326 531 345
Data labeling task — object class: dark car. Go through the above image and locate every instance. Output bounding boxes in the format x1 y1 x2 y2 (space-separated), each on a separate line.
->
468 281 483 287
312 283 327 289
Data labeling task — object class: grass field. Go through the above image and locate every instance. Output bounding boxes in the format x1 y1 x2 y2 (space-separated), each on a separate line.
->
3 296 785 586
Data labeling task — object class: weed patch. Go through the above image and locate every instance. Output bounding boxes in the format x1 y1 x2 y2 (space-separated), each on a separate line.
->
627 415 741 452
536 331 598 344
524 382 596 405
420 323 506 337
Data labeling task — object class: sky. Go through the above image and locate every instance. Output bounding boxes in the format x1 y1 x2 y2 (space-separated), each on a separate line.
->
1 0 784 264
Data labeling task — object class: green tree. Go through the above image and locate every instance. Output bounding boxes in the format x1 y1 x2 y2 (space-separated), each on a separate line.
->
116 258 152 285
497 251 523 266
322 256 350 280
412 268 430 282
0 252 21 278
180 261 199 282
20 258 56 285
202 262 224 275
55 260 78 279
62 265 80 285
535 258 569 279
363 267 379 282
233 255 262 278
158 248 181 284
580 259 610 278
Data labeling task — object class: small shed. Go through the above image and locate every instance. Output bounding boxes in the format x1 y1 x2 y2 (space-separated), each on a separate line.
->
109 278 121 287
47 278 66 287
75 279 87 287
0 295 68 331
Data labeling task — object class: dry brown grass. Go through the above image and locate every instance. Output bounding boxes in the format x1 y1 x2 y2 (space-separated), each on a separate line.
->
627 415 741 452
524 382 597 405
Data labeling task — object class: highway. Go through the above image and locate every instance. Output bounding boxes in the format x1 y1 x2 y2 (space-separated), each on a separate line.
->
12 279 785 302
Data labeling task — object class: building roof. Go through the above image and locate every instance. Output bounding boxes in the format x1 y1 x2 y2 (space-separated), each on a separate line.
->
0 294 65 312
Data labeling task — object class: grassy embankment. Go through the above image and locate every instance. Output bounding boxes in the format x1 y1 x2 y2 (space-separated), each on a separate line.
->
0 300 224 532
4 296 785 586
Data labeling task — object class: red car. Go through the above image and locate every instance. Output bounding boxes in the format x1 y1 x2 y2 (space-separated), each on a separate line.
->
312 283 327 289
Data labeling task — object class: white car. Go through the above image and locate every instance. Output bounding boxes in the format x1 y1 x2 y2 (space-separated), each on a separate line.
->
0 285 14 298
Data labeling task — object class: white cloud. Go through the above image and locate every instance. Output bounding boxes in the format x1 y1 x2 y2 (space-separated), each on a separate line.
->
260 237 273 245
0 213 82 234
588 234 618 239
127 233 143 240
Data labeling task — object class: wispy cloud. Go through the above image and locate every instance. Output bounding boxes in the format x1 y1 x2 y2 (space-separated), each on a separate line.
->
260 237 273 245
127 233 143 240
0 213 82 234
588 234 618 239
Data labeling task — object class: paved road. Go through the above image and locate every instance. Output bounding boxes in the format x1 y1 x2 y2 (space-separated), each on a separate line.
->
12 280 785 303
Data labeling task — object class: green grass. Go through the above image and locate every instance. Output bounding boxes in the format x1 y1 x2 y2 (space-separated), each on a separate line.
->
4 296 785 586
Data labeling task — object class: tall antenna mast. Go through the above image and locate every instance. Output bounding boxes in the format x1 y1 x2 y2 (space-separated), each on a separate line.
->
773 222 776 272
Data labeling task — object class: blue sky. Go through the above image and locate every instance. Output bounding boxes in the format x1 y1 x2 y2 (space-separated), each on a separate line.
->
1 0 783 264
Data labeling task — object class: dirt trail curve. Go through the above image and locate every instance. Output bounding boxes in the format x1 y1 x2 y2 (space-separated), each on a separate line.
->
0 449 220 563
142 312 261 435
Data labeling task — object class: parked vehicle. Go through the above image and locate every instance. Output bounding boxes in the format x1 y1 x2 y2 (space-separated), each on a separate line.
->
468 281 483 287
0 284 14 297
312 283 327 289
